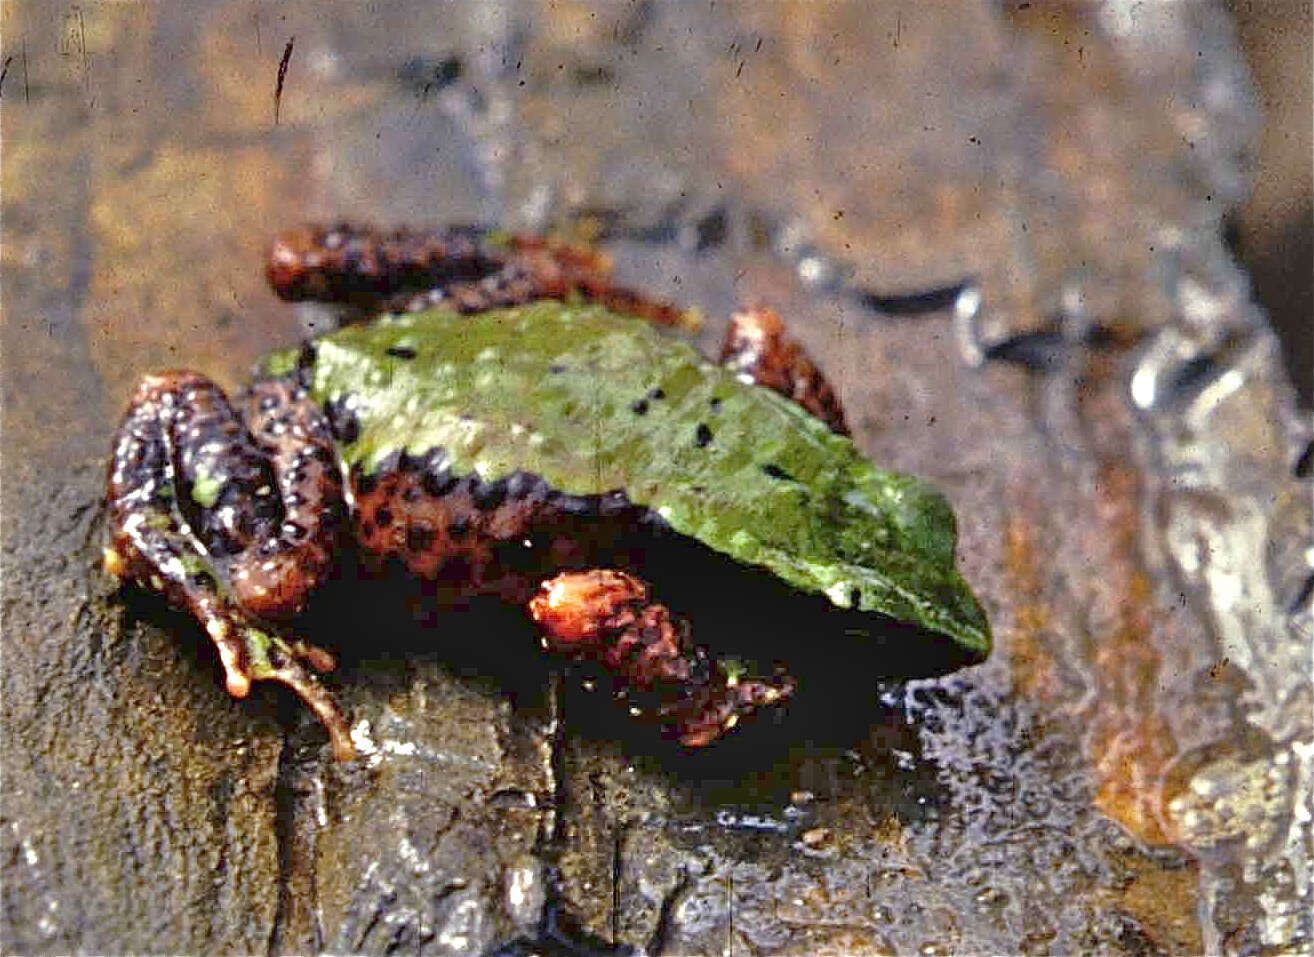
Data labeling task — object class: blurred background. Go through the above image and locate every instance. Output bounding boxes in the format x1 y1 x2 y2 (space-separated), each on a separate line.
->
1225 0 1312 407
3 2 1310 955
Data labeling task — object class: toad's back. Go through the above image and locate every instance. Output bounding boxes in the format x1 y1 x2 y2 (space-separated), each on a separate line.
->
306 302 990 658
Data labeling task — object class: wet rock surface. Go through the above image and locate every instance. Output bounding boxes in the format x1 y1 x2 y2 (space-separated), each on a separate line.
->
3 2 1309 954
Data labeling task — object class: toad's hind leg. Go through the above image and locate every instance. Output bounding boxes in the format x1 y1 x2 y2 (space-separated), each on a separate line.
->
528 570 794 747
266 224 693 329
106 371 356 760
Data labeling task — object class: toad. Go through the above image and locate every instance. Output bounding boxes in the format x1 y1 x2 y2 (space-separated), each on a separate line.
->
105 225 990 760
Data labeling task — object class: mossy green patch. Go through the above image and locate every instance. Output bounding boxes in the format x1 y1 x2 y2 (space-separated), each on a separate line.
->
303 302 990 657
190 471 224 509
257 347 301 379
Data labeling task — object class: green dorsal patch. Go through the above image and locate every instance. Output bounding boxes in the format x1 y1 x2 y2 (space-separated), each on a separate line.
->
308 302 990 658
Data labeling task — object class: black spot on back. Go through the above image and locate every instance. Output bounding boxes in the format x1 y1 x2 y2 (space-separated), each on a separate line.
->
760 463 794 481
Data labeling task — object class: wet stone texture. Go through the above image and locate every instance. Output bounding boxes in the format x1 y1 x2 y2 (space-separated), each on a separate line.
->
3 2 1310 955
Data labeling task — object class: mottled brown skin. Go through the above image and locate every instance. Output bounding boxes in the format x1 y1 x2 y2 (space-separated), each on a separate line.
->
106 224 847 760
719 306 849 435
348 456 634 593
529 570 793 746
106 372 352 756
267 224 692 328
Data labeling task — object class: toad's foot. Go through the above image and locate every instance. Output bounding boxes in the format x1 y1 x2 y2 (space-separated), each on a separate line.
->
528 569 795 747
204 615 355 762
106 370 356 760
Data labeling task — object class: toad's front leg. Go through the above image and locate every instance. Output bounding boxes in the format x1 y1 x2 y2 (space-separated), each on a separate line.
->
105 371 357 760
529 570 794 747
